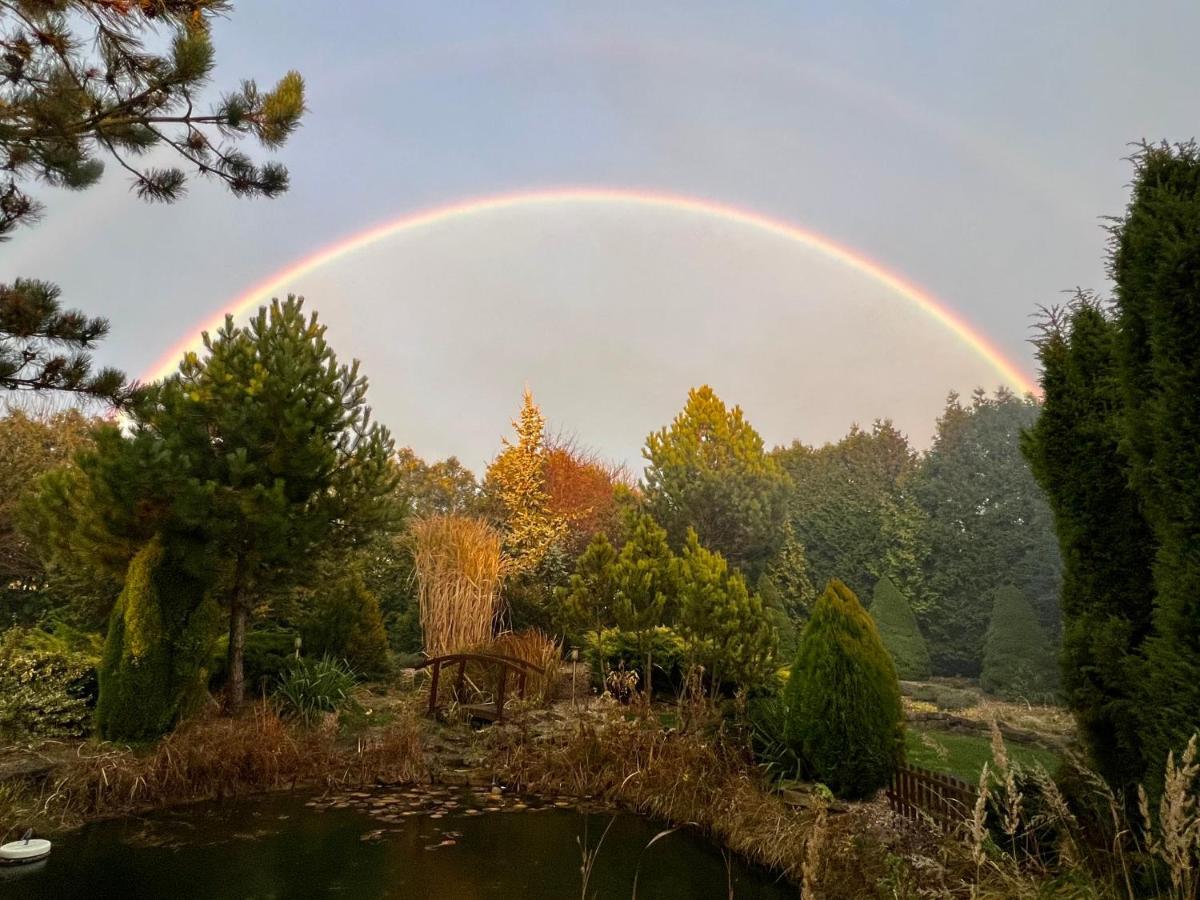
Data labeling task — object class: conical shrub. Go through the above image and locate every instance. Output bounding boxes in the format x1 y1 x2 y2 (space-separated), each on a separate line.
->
981 585 1059 703
869 576 931 680
784 578 904 799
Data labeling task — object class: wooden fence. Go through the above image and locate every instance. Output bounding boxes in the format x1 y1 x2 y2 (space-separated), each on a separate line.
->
887 765 977 827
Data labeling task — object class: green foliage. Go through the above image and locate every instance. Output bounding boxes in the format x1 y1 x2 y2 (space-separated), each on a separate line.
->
912 390 1061 676
96 538 222 741
775 420 924 603
675 529 777 692
980 586 1060 703
394 447 482 517
559 531 620 671
275 655 360 727
581 626 688 689
1023 298 1155 787
299 573 390 678
0 631 95 741
747 694 805 783
1110 143 1200 778
210 627 299 694
869 576 931 680
612 513 678 695
903 728 1061 782
784 579 904 799
642 385 789 578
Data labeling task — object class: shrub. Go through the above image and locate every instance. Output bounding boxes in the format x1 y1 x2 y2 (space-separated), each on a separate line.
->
869 576 931 680
582 625 687 694
981 585 1060 703
479 628 561 703
275 655 360 727
299 573 390 678
210 627 300 695
0 636 95 741
783 578 904 799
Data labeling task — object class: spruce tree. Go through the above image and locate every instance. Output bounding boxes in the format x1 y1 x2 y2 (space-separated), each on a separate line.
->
1022 298 1155 787
784 578 903 799
869 576 931 681
1111 143 1200 775
643 385 788 579
980 585 1059 703
0 2 305 406
559 532 620 675
612 513 677 697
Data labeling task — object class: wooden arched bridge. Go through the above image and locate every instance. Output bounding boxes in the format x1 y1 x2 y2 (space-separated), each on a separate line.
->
416 653 544 723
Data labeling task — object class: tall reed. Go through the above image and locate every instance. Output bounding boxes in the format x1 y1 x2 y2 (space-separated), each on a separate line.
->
410 515 507 657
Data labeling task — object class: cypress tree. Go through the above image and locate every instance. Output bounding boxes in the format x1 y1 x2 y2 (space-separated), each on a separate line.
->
1111 143 1200 774
980 585 1059 703
869 576 931 681
785 579 903 799
1022 298 1155 787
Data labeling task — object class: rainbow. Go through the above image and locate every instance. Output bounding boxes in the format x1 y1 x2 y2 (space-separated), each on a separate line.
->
143 187 1037 394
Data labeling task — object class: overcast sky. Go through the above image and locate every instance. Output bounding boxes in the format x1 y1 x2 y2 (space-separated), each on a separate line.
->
5 2 1197 469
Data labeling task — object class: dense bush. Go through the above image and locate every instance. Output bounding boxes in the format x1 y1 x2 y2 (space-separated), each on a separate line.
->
274 655 360 726
981 585 1060 703
299 573 390 678
0 637 95 741
782 578 904 799
582 625 687 694
210 627 300 695
869 576 931 680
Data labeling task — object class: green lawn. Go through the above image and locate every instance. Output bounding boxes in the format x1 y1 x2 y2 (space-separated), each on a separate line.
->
904 727 1061 782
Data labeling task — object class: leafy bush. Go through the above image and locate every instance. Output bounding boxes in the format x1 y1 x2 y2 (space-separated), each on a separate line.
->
981 585 1060 703
274 655 360 726
782 578 904 799
299 573 390 678
748 694 805 782
582 625 687 694
0 636 95 741
869 576 931 680
210 627 300 695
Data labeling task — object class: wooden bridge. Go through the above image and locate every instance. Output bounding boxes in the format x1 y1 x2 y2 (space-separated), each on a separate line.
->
416 653 543 723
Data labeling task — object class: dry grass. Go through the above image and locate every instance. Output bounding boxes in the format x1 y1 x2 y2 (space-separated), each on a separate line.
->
410 515 507 657
480 629 561 703
0 701 428 840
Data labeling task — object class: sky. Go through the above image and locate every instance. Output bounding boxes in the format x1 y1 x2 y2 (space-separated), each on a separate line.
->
4 2 1198 470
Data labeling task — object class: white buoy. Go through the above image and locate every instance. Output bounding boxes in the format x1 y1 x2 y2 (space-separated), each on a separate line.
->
0 837 51 865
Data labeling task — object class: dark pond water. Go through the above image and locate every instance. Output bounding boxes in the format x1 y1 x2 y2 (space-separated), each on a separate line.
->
1 789 794 899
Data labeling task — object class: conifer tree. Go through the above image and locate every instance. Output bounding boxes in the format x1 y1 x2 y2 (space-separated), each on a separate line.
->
559 532 620 674
643 385 788 579
1022 298 1155 787
675 529 777 693
1111 143 1200 775
980 585 1060 703
869 576 931 681
761 524 817 623
299 572 390 678
0 2 305 406
612 513 677 697
784 578 903 799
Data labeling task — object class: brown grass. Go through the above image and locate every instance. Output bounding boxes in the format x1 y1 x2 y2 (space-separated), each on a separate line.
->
410 515 507 657
480 629 562 703
0 701 428 840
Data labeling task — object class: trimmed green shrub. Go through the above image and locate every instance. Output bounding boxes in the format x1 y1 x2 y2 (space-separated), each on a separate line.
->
275 655 360 726
582 625 687 694
96 537 222 741
300 573 390 678
0 632 95 740
783 578 904 799
981 585 1060 703
210 627 300 694
869 576 932 680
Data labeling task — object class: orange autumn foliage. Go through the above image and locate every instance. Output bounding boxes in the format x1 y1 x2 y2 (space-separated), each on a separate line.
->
543 439 630 558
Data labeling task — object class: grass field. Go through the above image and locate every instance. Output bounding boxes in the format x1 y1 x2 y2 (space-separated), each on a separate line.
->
904 727 1061 782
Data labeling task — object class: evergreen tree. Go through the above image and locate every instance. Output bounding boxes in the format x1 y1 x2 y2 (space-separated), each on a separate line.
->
980 585 1060 703
1111 143 1200 775
559 532 620 674
643 385 788 579
1022 298 1155 787
612 513 677 697
869 576 931 681
784 578 903 799
675 529 776 692
0 2 304 405
761 524 817 623
299 572 390 678
912 390 1061 675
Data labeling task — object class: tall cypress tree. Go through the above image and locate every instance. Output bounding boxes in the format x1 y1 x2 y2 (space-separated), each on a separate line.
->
869 576 931 681
1111 143 1200 775
1022 298 1155 787
980 585 1060 704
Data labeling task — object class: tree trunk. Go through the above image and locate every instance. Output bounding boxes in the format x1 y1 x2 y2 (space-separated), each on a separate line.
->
643 647 653 706
225 571 248 710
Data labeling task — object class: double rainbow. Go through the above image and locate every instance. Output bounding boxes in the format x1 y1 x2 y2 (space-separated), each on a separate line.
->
143 187 1036 395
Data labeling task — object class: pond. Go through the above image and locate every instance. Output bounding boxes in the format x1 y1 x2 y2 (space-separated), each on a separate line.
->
2 787 794 899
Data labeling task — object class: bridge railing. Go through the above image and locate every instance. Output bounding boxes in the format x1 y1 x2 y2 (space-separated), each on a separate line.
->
416 653 543 722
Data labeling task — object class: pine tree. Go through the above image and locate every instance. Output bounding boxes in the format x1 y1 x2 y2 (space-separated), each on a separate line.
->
784 578 903 799
0 2 305 406
485 389 566 575
869 576 931 681
643 385 788 579
1111 143 1200 776
559 532 620 675
980 585 1059 703
675 529 777 692
1022 298 1155 787
612 513 677 697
